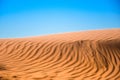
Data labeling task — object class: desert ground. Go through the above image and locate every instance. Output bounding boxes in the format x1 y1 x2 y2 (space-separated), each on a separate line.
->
0 29 120 80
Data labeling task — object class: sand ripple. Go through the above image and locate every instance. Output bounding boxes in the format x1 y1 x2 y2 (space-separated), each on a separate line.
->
0 29 120 80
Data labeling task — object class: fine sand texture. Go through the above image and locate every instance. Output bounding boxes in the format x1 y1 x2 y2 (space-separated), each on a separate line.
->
0 29 120 80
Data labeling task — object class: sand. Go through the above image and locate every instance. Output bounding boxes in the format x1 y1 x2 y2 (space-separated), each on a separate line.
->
0 29 120 80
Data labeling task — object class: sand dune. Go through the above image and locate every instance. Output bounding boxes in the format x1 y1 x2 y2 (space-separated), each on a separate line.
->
0 29 120 80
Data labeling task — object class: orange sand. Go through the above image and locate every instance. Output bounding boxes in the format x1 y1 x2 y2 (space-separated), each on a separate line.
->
0 29 120 80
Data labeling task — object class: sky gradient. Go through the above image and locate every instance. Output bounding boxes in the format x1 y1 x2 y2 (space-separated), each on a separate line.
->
0 0 120 38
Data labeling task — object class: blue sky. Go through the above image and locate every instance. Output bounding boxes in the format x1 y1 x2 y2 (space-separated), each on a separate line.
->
0 0 120 38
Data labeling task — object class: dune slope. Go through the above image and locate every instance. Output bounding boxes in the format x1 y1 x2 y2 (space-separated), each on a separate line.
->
0 29 120 80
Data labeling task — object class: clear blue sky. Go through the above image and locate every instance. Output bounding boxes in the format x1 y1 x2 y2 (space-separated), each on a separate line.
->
0 0 120 38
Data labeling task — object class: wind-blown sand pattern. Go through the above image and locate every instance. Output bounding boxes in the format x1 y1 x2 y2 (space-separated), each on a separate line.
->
0 29 120 80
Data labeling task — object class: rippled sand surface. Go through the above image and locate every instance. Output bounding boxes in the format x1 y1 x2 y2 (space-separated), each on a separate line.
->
0 29 120 80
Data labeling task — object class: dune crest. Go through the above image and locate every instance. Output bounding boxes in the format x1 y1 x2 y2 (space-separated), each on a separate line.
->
0 29 120 80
